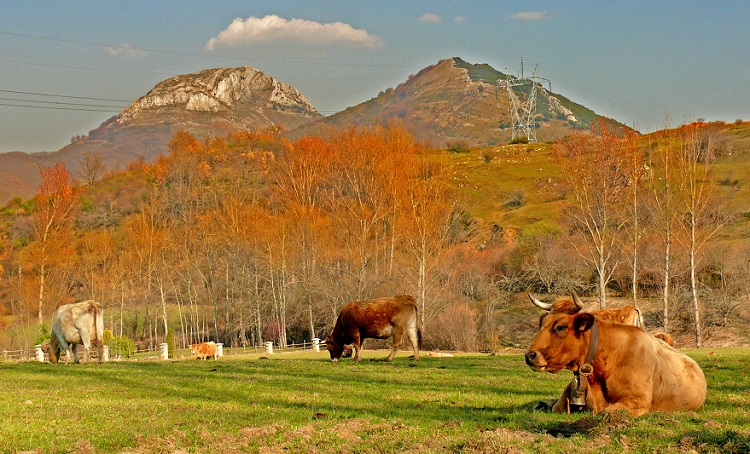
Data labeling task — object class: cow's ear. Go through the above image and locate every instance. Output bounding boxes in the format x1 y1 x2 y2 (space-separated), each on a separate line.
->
325 336 332 342
573 313 595 332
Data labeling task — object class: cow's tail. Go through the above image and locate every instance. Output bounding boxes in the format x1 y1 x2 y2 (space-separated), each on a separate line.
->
409 295 422 350
90 301 105 362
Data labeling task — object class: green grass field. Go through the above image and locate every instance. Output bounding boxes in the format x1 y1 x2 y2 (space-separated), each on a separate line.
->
1 349 748 453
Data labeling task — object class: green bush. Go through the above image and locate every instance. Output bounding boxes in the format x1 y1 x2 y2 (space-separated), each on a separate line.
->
35 324 51 346
166 327 175 359
110 336 136 359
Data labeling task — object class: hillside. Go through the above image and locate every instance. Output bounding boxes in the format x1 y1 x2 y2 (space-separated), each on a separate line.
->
0 58 615 204
2 122 750 353
296 57 604 147
0 66 321 202
445 122 750 251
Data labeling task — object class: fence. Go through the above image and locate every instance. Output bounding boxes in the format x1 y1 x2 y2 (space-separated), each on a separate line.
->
0 349 35 362
0 338 323 362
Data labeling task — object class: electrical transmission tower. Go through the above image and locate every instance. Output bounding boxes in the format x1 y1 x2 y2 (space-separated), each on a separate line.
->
503 58 550 143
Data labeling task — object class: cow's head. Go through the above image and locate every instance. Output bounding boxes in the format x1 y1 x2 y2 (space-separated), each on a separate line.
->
529 292 584 328
42 342 61 364
525 312 595 373
325 335 343 363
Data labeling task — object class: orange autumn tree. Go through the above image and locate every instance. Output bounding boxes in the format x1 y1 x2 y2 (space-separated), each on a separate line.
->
31 162 79 324
275 134 335 340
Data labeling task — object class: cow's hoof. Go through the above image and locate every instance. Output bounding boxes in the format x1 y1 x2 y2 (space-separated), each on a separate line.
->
532 400 556 411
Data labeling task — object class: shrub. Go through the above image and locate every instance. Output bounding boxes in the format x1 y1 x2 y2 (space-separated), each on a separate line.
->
428 303 478 351
35 324 51 346
110 336 137 359
504 189 525 208
166 327 175 359
446 139 470 153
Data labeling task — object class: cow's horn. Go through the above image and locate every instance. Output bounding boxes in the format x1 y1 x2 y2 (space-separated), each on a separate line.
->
528 292 552 311
572 291 584 309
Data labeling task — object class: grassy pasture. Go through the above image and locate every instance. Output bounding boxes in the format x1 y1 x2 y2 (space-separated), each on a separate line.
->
1 349 749 453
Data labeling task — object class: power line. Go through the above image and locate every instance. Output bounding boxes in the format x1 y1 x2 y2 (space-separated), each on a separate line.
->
0 30 412 69
0 89 132 103
0 57 176 77
0 102 120 113
0 96 128 109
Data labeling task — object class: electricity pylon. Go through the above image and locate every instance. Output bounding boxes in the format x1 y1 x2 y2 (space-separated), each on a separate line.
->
503 58 550 143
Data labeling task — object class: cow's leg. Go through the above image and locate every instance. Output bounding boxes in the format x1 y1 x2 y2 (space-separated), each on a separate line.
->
57 336 73 364
81 339 92 364
387 326 404 362
406 325 419 361
353 332 362 363
583 378 610 414
70 343 79 364
552 381 574 413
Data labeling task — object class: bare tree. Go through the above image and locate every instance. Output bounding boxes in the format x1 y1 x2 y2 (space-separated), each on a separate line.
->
677 124 728 347
31 162 79 324
551 120 631 308
78 150 107 186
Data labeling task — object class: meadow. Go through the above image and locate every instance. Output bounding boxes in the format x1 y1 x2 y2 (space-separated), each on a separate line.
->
1 348 749 453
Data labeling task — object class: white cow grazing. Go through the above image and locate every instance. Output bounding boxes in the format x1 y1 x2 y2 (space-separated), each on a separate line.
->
48 300 104 364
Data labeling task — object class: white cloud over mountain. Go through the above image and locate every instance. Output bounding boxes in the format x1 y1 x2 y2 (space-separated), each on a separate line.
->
206 15 383 51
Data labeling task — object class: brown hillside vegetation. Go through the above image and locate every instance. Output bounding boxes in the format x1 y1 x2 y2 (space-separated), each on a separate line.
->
1 121 749 353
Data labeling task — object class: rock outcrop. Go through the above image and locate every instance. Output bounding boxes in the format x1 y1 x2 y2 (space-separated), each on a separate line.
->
118 66 320 130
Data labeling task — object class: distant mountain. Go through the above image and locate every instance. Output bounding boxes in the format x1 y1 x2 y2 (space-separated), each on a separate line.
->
0 58 612 203
295 57 603 146
0 66 321 202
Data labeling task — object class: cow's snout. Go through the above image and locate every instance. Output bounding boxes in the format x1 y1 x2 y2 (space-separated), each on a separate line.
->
525 350 546 371
331 358 339 363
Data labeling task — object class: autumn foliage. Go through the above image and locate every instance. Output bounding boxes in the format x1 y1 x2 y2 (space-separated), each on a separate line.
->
0 121 745 352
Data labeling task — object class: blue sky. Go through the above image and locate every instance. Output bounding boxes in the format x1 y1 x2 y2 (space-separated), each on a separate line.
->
0 1 747 152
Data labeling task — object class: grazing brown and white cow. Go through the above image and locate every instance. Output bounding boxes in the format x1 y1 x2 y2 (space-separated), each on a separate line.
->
190 341 218 359
525 312 706 417
326 295 421 363
47 300 104 364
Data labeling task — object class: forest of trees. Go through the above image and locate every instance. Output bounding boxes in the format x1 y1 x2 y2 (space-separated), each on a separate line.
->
0 120 747 353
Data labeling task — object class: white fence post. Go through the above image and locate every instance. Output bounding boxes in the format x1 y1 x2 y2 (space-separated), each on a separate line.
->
312 338 320 352
35 345 45 362
160 342 168 360
102 345 110 362
216 343 224 357
264 341 273 354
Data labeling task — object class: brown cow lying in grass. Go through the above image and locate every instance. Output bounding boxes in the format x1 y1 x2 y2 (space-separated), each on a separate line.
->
529 292 680 413
326 295 421 363
525 311 706 417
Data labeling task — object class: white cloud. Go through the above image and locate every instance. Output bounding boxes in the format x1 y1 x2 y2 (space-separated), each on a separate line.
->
107 43 147 58
454 16 467 24
509 11 550 21
418 13 443 24
206 15 383 51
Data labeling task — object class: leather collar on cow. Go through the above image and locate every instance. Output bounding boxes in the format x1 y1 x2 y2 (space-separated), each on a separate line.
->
572 321 599 402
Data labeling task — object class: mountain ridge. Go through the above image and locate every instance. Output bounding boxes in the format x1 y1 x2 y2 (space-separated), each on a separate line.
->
0 58 610 202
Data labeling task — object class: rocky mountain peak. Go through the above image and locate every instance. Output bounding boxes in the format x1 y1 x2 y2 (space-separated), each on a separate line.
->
118 66 320 124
